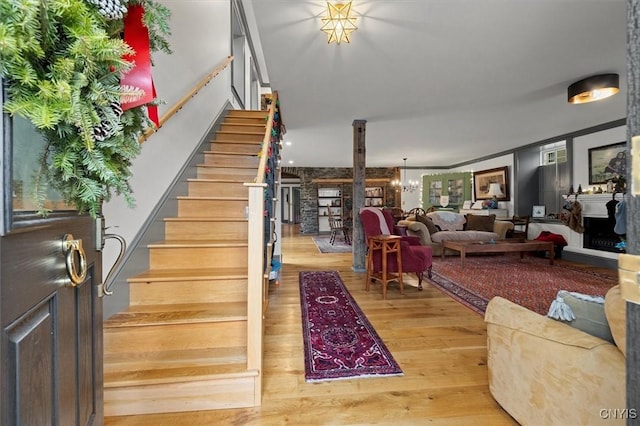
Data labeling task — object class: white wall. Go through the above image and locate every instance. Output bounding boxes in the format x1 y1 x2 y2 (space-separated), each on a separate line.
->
101 1 235 274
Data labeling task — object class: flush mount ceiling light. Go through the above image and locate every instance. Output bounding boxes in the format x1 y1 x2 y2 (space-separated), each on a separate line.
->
568 73 620 104
320 2 358 44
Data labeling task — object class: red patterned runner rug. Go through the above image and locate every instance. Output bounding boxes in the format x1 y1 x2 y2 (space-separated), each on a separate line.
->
299 271 403 382
428 254 617 316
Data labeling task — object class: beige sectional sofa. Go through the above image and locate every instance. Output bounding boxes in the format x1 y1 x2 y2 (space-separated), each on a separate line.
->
398 210 514 256
485 285 626 425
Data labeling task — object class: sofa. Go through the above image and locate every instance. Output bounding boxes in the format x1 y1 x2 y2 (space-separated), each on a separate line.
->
398 211 514 256
485 285 626 425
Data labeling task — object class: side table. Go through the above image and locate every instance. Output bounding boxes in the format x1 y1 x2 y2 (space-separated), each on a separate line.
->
365 235 403 299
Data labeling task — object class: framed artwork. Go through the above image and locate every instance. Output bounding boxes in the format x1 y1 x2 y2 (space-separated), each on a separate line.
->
588 142 626 184
473 166 510 200
532 205 546 218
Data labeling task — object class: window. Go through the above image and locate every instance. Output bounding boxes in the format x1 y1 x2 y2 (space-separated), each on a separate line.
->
540 141 567 165
231 1 246 108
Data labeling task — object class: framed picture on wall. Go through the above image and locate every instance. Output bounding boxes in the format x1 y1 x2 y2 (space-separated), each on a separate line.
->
588 142 626 184
473 166 510 201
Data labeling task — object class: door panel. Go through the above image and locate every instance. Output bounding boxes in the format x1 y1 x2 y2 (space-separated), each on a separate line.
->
6 300 54 425
1 215 103 426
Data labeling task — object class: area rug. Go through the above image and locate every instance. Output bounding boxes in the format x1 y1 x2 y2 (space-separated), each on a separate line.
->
311 235 352 253
427 254 617 316
299 271 403 382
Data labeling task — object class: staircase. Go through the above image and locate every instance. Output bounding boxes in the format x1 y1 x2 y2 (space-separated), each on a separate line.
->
103 109 272 416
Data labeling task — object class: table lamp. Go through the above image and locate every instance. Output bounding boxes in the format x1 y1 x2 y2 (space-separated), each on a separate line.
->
486 183 504 209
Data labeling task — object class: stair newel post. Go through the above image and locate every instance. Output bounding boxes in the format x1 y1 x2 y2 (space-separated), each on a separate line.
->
245 181 266 403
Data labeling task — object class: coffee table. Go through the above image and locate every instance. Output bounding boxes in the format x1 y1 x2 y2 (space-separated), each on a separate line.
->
442 239 555 267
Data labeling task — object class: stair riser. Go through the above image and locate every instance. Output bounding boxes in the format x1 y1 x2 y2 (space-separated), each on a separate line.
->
104 348 248 373
187 181 247 197
104 321 247 353
209 142 261 155
149 246 248 269
203 153 259 167
177 199 247 218
165 221 248 240
227 110 267 118
130 279 248 305
224 117 266 126
215 132 263 142
220 123 265 133
104 375 256 416
197 166 256 180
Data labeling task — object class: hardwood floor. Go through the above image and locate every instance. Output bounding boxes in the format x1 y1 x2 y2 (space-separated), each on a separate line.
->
105 224 524 425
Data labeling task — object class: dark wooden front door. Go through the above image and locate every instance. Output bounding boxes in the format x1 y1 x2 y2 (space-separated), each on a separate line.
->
1 111 104 424
1 216 103 425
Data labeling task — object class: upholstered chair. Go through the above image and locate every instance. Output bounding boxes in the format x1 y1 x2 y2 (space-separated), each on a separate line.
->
359 207 433 290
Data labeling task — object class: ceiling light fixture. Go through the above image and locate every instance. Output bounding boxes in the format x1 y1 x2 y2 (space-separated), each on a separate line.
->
320 2 358 44
568 73 619 104
392 158 419 193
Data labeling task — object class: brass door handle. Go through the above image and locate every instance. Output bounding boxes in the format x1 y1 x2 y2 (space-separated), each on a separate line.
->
62 234 87 286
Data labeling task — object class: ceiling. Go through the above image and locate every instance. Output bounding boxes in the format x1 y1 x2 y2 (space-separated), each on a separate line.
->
249 0 628 169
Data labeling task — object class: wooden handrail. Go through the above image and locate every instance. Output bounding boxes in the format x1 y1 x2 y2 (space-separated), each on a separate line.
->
254 91 278 183
138 55 234 143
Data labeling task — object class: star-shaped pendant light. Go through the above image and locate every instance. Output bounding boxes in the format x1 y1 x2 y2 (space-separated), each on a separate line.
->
321 2 358 44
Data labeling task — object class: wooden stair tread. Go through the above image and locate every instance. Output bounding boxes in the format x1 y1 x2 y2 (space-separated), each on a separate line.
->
204 150 258 156
104 363 258 388
147 239 248 248
196 164 257 170
210 139 262 145
105 302 247 328
104 347 247 371
221 124 265 130
128 267 248 282
215 130 264 136
187 178 249 183
176 195 248 201
164 217 247 223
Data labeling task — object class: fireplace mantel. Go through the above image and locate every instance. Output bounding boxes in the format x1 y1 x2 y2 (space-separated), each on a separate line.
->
563 193 622 218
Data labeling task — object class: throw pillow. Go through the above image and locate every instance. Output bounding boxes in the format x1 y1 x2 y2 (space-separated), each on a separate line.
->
547 290 614 343
465 214 496 232
415 214 439 235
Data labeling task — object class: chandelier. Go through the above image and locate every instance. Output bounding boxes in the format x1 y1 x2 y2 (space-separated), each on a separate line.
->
392 158 419 193
320 2 358 44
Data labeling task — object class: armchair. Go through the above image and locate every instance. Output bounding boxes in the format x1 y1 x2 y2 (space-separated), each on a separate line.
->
359 207 433 290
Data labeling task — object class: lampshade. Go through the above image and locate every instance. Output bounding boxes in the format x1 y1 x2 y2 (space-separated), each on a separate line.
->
568 74 619 104
487 183 504 198
320 2 358 44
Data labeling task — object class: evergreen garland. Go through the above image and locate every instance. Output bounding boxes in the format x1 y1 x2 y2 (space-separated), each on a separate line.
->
0 0 172 217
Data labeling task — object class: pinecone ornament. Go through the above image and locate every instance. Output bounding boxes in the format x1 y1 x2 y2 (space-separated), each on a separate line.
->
93 102 123 142
85 0 128 20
